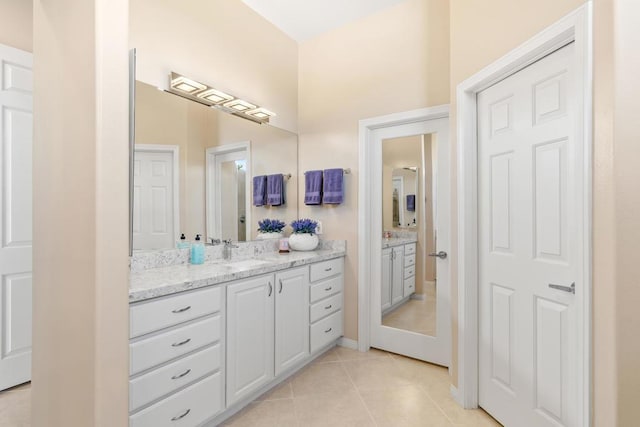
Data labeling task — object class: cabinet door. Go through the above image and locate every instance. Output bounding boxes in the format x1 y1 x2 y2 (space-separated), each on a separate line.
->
381 249 392 310
275 266 310 376
391 247 405 305
226 274 275 405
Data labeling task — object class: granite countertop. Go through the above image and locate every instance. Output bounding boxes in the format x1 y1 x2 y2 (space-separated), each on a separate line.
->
129 247 347 303
382 237 418 248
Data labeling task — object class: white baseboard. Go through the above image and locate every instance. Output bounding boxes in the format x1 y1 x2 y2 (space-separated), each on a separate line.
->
337 337 358 350
410 293 426 301
450 384 463 406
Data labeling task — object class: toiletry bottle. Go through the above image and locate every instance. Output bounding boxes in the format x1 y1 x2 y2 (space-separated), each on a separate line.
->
177 233 190 249
190 234 205 265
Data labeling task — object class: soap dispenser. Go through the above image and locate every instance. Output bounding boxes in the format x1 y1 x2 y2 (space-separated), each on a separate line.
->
176 233 190 249
190 234 205 265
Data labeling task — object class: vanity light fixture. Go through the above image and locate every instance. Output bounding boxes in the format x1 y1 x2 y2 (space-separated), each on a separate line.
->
223 99 257 112
245 107 276 120
170 75 206 94
168 71 276 123
197 88 234 104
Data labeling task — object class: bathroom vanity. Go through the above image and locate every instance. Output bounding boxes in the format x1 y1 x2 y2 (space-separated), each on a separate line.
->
128 241 345 426
381 238 417 314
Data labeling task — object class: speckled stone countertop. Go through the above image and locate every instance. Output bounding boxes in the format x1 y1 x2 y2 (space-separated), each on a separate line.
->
382 237 418 248
129 247 346 303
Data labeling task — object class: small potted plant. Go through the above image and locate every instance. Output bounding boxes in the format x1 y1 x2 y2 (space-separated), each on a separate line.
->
289 218 319 251
256 218 286 240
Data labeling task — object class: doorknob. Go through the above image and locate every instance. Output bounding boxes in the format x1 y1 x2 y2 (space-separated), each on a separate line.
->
428 251 447 259
548 282 575 294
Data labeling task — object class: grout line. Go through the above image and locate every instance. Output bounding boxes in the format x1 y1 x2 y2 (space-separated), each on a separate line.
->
340 356 380 427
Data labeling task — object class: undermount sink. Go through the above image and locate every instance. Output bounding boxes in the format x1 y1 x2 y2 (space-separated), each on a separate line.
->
225 259 271 269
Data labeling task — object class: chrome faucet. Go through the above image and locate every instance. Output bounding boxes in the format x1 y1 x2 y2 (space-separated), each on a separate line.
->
208 238 222 246
223 239 239 260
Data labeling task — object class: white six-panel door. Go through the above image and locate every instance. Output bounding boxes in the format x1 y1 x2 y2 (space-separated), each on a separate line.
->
478 42 583 427
0 43 33 391
132 146 178 250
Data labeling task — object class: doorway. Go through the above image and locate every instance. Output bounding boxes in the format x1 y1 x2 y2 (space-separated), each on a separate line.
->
359 106 451 367
457 4 592 426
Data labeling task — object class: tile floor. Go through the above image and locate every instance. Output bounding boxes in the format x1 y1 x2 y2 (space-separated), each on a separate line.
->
0 347 503 427
0 382 30 427
223 347 501 427
383 282 438 336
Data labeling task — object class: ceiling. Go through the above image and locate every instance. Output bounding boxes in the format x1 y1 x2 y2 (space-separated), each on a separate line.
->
241 0 408 43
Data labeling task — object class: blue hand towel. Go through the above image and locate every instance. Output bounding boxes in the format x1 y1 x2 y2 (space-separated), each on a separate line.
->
322 168 344 204
266 174 285 206
304 170 323 205
406 194 416 212
253 175 267 206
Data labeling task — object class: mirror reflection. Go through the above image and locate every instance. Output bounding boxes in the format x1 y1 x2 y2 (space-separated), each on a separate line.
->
381 134 438 336
132 81 298 251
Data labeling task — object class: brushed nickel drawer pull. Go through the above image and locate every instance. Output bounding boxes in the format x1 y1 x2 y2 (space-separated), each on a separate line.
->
171 408 191 421
324 267 332 272
325 327 332 333
325 286 332 291
268 281 272 297
171 369 191 380
279 279 283 294
172 306 191 314
325 304 332 310
171 338 191 347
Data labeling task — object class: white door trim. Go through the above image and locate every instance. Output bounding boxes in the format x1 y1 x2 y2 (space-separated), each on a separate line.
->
456 4 592 425
134 144 180 243
358 105 450 353
206 141 251 241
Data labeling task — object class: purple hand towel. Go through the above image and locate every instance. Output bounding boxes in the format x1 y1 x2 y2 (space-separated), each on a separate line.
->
322 168 344 204
266 174 285 206
304 170 323 205
406 194 416 212
253 175 267 206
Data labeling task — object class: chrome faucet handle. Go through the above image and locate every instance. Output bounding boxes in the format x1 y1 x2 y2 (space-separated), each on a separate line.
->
209 238 221 246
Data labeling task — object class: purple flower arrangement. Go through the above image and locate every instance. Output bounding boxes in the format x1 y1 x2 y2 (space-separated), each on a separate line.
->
257 218 286 233
291 218 318 235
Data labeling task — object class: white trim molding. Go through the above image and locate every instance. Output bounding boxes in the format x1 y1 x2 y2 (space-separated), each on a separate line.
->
337 337 358 350
357 105 450 353
134 144 180 244
456 4 592 426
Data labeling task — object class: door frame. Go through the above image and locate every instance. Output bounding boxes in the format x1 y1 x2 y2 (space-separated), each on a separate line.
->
133 144 180 245
206 141 251 241
357 105 450 354
455 3 593 424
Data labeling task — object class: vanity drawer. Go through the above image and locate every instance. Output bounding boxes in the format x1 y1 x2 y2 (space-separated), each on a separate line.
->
404 265 415 279
130 315 221 375
129 343 221 412
404 253 416 267
310 258 343 283
309 275 343 304
404 244 416 255
130 372 222 427
310 293 342 323
404 277 415 296
130 286 222 338
310 310 343 353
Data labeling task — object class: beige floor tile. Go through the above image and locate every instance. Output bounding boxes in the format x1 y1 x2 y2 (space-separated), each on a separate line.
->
343 357 416 391
392 354 451 388
359 384 453 427
293 390 375 427
430 393 502 426
0 385 31 427
222 399 299 427
313 346 341 363
290 361 355 397
253 381 292 401
334 346 390 361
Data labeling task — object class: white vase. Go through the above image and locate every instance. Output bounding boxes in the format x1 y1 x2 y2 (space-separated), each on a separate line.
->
256 232 284 240
288 233 319 251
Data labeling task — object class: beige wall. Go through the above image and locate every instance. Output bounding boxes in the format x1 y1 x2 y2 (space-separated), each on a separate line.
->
32 0 129 425
129 0 299 132
298 0 450 341
0 0 32 52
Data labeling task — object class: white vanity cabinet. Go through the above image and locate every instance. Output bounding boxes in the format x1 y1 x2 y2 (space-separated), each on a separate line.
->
381 248 392 310
128 286 224 426
226 274 275 406
382 242 416 314
309 258 344 353
391 245 405 305
403 243 416 297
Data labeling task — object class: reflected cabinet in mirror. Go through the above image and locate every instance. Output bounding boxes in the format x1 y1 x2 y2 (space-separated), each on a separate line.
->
132 81 298 251
381 134 438 337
